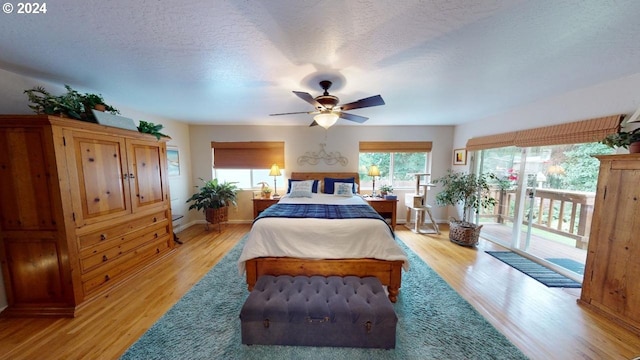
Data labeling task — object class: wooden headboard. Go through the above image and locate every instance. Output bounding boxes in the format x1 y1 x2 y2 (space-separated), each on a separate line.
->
290 172 361 193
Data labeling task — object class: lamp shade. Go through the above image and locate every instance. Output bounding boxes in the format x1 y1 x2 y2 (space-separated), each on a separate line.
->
314 111 339 129
368 165 380 177
269 164 281 176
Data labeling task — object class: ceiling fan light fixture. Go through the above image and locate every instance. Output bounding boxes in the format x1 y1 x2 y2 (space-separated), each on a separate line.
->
314 111 339 129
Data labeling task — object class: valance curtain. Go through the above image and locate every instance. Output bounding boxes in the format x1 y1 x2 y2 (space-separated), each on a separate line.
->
359 141 432 152
465 114 622 151
212 141 284 169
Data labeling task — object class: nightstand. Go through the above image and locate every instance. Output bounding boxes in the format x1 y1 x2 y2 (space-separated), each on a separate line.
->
253 198 279 218
366 198 398 229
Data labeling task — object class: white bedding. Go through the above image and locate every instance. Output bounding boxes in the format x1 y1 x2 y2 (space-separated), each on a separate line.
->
237 193 409 273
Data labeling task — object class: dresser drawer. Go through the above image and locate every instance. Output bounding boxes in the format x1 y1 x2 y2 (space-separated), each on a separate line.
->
77 210 168 249
82 235 172 296
79 222 170 273
370 201 394 212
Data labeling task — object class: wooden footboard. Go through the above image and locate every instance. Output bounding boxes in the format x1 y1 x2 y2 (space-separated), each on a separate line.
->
245 257 403 303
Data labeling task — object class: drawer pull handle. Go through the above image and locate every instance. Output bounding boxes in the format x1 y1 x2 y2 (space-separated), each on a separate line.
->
100 234 107 241
153 217 157 222
105 275 110 282
154 233 158 238
129 173 135 179
156 248 160 254
102 255 108 262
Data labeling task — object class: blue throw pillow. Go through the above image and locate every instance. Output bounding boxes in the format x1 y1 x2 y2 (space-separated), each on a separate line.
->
323 177 355 194
288 179 319 193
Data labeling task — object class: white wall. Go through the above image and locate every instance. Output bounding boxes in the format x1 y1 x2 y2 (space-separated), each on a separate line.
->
454 71 640 148
187 124 454 224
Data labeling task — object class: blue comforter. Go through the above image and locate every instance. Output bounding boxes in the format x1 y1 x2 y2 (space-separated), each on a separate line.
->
254 203 393 234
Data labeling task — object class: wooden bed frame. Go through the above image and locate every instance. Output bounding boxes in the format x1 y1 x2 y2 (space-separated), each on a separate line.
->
244 172 404 302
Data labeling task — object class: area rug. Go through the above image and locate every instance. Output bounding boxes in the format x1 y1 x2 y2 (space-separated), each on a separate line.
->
121 237 527 359
486 251 582 288
545 258 585 275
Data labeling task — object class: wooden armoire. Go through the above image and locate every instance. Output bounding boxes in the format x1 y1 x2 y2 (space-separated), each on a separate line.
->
579 154 640 335
0 115 175 317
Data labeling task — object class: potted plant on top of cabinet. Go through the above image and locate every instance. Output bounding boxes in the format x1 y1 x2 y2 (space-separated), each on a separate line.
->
432 170 497 246
186 178 239 230
601 127 640 153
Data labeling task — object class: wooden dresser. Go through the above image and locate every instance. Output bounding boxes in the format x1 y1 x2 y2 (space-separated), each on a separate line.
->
0 115 174 317
578 154 640 335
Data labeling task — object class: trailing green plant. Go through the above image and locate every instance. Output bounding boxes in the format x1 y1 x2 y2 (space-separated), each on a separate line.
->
186 178 239 212
433 170 498 222
24 84 119 121
137 120 168 140
600 127 640 149
81 93 120 114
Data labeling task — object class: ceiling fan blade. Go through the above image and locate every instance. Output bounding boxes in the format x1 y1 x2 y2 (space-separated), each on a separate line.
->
339 95 385 111
339 112 368 123
269 111 314 116
309 120 319 127
293 91 324 110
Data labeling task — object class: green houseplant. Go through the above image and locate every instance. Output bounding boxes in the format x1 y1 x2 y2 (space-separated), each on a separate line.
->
137 120 169 140
601 127 640 153
379 184 393 196
24 84 119 121
186 178 239 230
433 170 497 246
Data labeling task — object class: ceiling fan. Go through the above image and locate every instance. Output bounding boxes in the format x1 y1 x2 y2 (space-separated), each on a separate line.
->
269 80 385 129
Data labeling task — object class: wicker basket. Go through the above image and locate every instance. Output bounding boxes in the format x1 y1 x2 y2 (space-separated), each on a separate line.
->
448 218 483 247
205 206 229 232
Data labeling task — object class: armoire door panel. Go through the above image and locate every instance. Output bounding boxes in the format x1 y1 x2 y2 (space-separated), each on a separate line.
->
66 131 131 225
127 140 166 212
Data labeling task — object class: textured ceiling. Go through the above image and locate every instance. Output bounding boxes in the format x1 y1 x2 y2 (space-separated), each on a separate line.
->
1 0 640 126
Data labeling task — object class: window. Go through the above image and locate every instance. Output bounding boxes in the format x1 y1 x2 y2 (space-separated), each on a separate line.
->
358 142 432 189
211 142 284 190
213 169 282 189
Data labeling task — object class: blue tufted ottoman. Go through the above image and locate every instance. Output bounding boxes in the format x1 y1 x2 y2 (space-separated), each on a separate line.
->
240 275 397 349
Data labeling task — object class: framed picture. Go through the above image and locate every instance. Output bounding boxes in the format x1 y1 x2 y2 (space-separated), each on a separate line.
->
453 148 467 165
167 147 180 176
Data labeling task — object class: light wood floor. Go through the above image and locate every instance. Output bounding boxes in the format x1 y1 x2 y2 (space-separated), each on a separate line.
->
0 223 639 359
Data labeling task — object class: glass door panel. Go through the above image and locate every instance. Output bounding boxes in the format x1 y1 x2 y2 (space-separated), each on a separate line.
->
478 142 614 280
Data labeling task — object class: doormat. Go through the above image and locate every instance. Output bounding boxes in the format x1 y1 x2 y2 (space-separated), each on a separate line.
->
485 251 582 288
545 258 585 275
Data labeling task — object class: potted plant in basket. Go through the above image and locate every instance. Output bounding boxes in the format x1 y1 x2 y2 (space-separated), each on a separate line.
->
186 178 239 230
433 170 498 246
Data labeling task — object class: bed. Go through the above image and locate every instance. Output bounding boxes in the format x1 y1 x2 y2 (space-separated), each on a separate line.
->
238 172 408 302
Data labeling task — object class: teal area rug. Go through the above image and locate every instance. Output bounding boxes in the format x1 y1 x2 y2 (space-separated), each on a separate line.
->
545 258 585 275
121 237 527 359
486 251 582 288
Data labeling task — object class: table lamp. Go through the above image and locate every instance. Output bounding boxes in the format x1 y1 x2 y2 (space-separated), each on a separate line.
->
269 164 281 197
368 165 380 197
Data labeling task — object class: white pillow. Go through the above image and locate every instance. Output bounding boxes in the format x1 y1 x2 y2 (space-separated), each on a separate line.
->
289 180 314 198
334 182 354 197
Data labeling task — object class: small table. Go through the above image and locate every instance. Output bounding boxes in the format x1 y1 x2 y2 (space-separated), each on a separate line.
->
366 198 398 229
252 198 279 219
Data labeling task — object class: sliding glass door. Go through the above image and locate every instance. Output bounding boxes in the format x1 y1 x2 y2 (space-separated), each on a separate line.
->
476 142 614 279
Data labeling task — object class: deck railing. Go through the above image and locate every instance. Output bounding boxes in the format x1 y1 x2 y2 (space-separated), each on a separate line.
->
479 188 595 249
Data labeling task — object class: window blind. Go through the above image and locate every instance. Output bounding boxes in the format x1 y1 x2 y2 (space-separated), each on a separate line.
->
359 141 432 152
465 114 622 151
212 141 284 169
